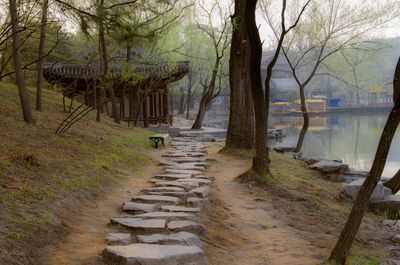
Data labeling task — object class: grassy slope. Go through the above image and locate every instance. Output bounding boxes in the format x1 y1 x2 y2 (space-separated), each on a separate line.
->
0 83 153 265
224 147 389 265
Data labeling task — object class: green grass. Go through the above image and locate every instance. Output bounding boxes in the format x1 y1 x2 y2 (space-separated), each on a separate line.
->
0 82 154 264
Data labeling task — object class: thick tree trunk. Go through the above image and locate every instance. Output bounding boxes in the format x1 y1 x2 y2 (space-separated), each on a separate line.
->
295 85 309 152
245 0 269 174
98 0 119 124
384 169 400 194
329 58 400 265
225 0 254 150
9 0 34 123
36 0 48 112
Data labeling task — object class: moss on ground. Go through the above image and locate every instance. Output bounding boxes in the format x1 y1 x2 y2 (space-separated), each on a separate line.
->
0 83 153 264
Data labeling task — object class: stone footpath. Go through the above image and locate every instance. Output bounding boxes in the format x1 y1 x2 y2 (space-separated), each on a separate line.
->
102 137 213 265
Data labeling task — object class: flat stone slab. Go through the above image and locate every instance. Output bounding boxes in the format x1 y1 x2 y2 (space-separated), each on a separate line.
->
194 175 215 181
171 158 208 163
166 165 205 171
168 220 205 234
189 186 210 198
132 195 181 206
308 160 349 173
164 169 203 177
132 212 197 222
102 244 208 265
153 174 192 180
106 233 131 245
154 181 199 191
161 205 201 213
123 202 160 213
146 191 189 198
158 160 179 167
137 232 202 247
141 187 185 193
110 218 166 231
177 178 211 185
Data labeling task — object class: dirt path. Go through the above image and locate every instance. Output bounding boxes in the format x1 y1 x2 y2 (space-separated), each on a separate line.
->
41 150 165 265
202 146 327 265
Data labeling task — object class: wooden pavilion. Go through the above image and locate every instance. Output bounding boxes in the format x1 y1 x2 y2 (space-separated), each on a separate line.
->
43 61 189 127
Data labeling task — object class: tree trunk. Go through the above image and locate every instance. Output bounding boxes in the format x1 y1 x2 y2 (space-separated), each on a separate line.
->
191 99 207 129
295 85 309 152
384 169 400 194
178 87 185 114
225 0 254 150
98 0 119 124
36 0 48 111
9 0 34 123
192 58 220 130
245 0 269 174
329 57 400 265
186 70 192 120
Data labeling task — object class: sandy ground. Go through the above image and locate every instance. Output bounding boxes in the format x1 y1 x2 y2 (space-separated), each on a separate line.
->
201 146 326 265
41 150 164 265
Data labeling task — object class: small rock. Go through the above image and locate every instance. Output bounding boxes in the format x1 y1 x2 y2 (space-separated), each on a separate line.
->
309 160 349 173
190 186 210 198
187 197 209 208
106 233 131 245
383 220 397 227
392 234 400 244
168 220 205 234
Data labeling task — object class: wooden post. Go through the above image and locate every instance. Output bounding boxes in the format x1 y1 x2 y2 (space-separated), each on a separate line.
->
143 96 149 127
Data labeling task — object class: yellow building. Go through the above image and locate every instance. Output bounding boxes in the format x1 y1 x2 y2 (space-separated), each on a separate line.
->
295 99 327 112
368 85 393 106
271 101 291 114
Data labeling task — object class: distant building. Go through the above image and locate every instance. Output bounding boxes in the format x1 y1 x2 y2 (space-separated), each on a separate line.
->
295 99 327 112
367 85 393 106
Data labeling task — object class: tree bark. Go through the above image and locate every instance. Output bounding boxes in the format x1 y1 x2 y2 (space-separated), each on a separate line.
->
384 169 400 194
36 0 48 111
192 58 221 130
329 57 400 265
186 69 192 120
98 0 120 124
225 0 254 150
9 0 34 123
178 87 185 114
245 0 269 174
295 85 309 152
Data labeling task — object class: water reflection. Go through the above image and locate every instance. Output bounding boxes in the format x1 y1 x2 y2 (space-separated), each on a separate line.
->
270 113 400 178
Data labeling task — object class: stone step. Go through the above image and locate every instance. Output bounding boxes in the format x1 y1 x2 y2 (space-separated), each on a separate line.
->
161 205 201 213
168 220 205 234
102 244 208 265
177 178 211 186
170 158 209 163
154 181 199 191
153 174 192 180
146 191 189 198
132 195 181 205
122 202 160 213
132 211 197 222
137 232 202 247
141 187 185 193
166 165 206 171
164 169 203 177
193 175 215 181
110 217 166 231
106 233 131 245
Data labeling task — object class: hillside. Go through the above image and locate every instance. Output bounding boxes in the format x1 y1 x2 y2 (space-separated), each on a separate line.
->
0 83 153 265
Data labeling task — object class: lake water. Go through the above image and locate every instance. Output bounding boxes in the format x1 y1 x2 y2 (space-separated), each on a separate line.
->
270 113 400 178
